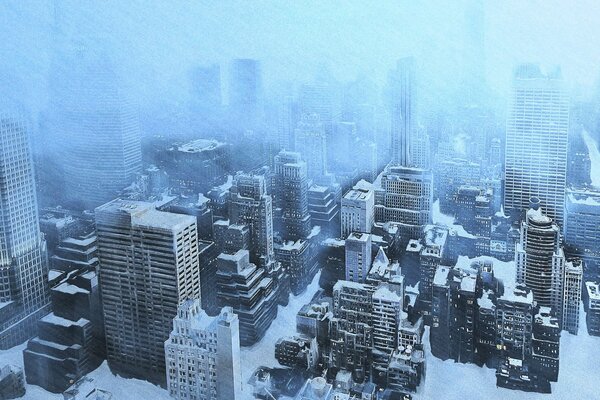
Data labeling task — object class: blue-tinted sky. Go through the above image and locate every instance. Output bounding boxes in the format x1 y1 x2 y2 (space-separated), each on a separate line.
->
2 0 600 108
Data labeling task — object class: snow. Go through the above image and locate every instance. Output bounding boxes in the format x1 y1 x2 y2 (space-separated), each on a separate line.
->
0 343 171 400
417 303 600 400
582 129 600 188
240 271 322 398
455 255 517 289
431 200 476 238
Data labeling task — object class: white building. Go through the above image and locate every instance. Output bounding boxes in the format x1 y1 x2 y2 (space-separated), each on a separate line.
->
341 180 375 238
165 301 242 400
563 259 583 335
0 105 50 349
95 199 200 382
345 232 372 283
504 64 569 226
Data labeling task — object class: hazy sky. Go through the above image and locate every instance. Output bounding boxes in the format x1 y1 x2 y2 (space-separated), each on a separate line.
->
2 1 600 109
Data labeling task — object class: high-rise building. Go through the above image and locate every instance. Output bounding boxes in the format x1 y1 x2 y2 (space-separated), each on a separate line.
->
165 302 242 400
584 281 600 336
95 199 200 383
504 64 569 225
390 57 415 167
295 113 327 180
0 106 50 349
345 233 372 283
375 166 433 242
59 47 142 209
274 151 312 241
228 173 275 267
531 306 560 382
341 180 375 239
496 285 534 360
515 204 565 323
563 259 583 335
229 59 262 130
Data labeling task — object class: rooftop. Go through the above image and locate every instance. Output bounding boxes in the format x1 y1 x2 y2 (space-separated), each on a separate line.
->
176 138 225 153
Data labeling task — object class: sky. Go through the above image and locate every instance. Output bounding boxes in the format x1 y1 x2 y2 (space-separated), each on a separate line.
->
1 0 600 110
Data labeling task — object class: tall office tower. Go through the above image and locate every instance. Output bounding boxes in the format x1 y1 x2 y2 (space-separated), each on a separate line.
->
504 64 569 226
390 57 415 167
228 173 274 267
229 59 262 130
59 47 142 209
515 204 565 323
411 128 431 169
295 113 327 180
299 83 334 135
564 188 600 279
341 180 375 238
563 259 583 335
165 301 242 400
345 233 372 283
374 165 433 241
274 151 312 241
190 63 222 111
95 199 200 383
278 96 297 151
0 106 51 349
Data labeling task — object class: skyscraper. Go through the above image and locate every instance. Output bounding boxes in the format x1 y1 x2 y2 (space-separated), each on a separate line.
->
295 113 328 180
165 302 242 400
515 203 565 324
228 173 275 267
563 259 583 335
376 57 433 242
390 57 415 167
0 106 50 349
504 64 569 225
59 46 142 209
229 59 262 130
274 151 312 241
95 199 200 383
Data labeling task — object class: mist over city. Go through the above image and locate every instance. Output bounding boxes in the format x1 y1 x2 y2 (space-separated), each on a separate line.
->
1 1 600 399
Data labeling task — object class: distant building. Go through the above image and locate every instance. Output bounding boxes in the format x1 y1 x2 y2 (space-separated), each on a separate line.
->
95 199 200 384
295 114 327 180
0 105 50 349
165 302 242 400
504 64 569 226
341 180 375 238
161 139 230 194
563 259 583 335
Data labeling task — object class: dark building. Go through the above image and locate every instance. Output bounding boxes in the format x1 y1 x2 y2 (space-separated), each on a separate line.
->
0 365 25 400
583 281 600 336
198 240 220 316
308 182 341 238
531 306 560 382
274 239 316 296
274 151 312 241
430 265 477 363
23 269 104 393
160 139 230 194
274 336 318 370
296 301 332 346
216 250 278 346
